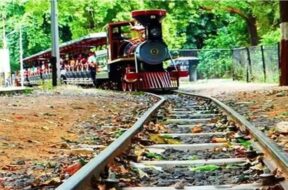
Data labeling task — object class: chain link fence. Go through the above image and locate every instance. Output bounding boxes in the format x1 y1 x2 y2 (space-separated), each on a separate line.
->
171 43 280 83
232 44 279 83
171 48 233 79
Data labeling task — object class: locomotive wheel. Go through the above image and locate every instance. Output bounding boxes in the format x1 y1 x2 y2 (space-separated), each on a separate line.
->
101 81 110 90
60 76 67 85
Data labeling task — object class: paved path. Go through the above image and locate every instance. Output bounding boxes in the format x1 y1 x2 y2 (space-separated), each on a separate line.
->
0 87 27 94
0 87 25 91
179 79 279 97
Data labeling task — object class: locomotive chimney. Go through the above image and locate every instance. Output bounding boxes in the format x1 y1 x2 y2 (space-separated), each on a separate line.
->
132 10 166 40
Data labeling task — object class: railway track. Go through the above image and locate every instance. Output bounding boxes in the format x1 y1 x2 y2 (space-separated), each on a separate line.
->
57 91 288 190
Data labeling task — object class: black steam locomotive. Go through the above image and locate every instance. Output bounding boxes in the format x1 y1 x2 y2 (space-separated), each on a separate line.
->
107 9 187 91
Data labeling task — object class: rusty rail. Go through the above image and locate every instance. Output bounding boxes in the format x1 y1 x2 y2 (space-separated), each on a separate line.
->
56 93 166 190
176 90 288 177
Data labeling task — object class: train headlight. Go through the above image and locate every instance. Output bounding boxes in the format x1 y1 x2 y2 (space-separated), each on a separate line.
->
150 27 161 37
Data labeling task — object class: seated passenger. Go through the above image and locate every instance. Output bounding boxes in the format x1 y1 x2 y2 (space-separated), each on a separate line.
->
76 54 85 64
60 63 66 76
69 55 76 69
83 63 88 71
37 66 41 75
64 64 69 71
48 64 52 73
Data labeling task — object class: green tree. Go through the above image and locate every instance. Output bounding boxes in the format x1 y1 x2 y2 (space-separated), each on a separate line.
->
198 0 280 46
0 0 281 74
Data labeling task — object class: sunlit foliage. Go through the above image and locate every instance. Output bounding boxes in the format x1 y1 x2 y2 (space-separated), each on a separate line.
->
0 0 280 72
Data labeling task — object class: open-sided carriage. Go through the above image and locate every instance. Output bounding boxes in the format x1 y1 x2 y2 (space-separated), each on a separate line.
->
23 33 108 86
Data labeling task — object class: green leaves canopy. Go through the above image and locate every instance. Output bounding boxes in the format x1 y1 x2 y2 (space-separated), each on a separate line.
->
0 0 280 72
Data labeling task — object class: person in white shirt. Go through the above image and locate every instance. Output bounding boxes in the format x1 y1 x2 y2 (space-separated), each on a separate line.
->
87 51 97 87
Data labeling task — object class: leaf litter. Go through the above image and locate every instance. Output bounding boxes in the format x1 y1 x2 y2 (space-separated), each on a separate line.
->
0 88 155 189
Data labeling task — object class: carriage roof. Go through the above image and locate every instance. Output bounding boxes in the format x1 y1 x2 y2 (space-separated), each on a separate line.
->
23 32 107 64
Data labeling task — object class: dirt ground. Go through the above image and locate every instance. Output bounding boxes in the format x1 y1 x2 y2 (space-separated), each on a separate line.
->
0 87 146 168
0 95 97 167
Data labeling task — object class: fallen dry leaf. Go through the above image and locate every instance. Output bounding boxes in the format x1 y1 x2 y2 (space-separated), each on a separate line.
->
191 126 203 133
165 138 181 144
149 134 166 144
276 121 288 134
211 137 227 143
42 177 61 186
111 165 129 174
250 163 264 171
138 168 148 179
173 179 185 189
70 149 94 156
64 162 82 175
97 184 106 190
108 162 129 174
149 134 180 144
133 145 146 161
14 115 24 120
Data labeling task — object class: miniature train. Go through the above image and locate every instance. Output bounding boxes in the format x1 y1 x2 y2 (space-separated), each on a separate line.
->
21 9 188 91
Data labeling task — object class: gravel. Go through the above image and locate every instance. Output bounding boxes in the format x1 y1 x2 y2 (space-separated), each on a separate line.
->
140 165 261 186
144 148 243 160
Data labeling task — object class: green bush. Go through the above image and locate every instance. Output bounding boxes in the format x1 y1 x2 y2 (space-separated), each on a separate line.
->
197 50 232 79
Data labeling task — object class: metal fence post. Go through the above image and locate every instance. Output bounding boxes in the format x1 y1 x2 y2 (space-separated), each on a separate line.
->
278 42 281 69
280 1 288 85
246 47 252 82
260 45 266 82
231 48 235 80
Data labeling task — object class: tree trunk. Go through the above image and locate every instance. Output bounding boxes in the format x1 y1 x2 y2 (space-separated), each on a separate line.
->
280 0 288 86
246 16 259 46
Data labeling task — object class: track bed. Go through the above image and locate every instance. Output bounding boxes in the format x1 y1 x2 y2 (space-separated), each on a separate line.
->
57 93 288 190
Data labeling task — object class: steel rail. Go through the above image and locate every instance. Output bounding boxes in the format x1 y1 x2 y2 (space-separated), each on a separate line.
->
56 93 166 190
176 90 288 176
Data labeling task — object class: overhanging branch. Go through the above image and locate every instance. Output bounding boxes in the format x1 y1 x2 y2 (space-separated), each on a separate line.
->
200 5 249 21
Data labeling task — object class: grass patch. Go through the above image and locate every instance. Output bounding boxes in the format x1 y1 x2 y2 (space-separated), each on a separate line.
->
39 80 53 91
114 129 126 138
225 164 240 169
189 155 199 160
145 152 163 160
130 91 145 96
161 134 174 139
279 112 288 117
190 164 220 172
23 88 33 95
238 139 252 149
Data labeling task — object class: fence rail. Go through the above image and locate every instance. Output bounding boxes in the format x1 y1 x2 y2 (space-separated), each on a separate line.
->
232 43 279 83
171 43 280 83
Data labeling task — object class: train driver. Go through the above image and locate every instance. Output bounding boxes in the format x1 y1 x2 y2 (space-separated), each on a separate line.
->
87 51 98 87
131 24 145 42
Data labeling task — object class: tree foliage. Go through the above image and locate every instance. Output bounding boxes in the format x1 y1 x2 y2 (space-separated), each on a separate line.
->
0 0 281 73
